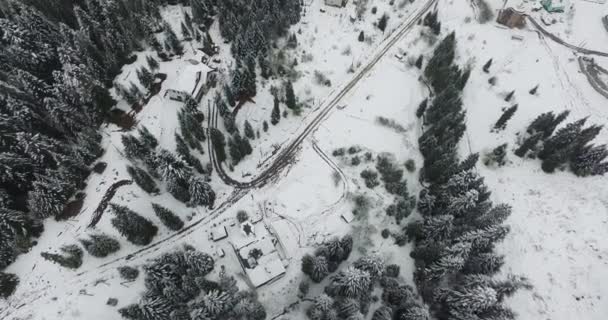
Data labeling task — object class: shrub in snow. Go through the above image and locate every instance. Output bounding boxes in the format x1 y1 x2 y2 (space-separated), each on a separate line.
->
385 264 400 278
152 203 184 231
405 159 416 172
376 116 406 133
41 244 83 269
118 266 139 281
0 272 18 298
360 169 380 189
236 210 249 223
483 144 508 167
299 280 310 295
110 204 158 246
79 233 120 257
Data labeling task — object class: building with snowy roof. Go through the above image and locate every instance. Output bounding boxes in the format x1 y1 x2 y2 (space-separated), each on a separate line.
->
325 0 348 7
164 58 215 102
229 221 287 288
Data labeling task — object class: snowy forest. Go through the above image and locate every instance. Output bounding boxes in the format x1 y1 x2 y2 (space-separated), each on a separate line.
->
0 0 301 298
2 0 607 319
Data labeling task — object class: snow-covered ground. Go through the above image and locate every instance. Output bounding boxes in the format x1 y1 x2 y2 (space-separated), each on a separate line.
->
2 0 608 319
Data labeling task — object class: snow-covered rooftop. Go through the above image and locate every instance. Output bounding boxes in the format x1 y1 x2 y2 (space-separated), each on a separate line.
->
246 252 286 288
165 53 213 96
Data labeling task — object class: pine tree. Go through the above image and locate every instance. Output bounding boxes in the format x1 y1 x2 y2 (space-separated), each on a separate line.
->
110 204 158 246
41 244 83 269
79 233 120 258
271 95 281 125
416 98 428 118
493 105 518 131
504 90 515 102
570 144 608 176
285 81 297 110
484 143 508 167
415 55 423 69
263 121 269 132
147 55 160 71
138 126 158 150
244 120 255 139
514 133 542 158
0 272 19 298
224 84 236 107
152 203 184 231
181 22 191 40
122 134 148 160
529 84 539 95
188 177 216 208
210 129 227 163
28 176 67 219
353 255 385 279
127 166 159 194
483 59 492 73
358 31 365 42
378 14 389 32
331 266 372 298
310 256 329 283
166 26 184 55
137 66 154 90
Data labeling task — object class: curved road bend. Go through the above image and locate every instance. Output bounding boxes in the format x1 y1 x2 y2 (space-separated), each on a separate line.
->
210 0 439 189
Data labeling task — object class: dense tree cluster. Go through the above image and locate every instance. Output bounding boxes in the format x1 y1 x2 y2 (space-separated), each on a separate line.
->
122 125 215 205
0 0 185 284
118 244 266 320
412 32 530 319
301 235 353 283
376 154 416 224
306 256 429 320
515 111 608 176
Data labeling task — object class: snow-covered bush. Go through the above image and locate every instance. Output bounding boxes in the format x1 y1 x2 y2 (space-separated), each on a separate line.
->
118 266 139 281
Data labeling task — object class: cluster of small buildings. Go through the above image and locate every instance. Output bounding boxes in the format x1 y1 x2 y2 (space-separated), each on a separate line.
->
210 213 288 288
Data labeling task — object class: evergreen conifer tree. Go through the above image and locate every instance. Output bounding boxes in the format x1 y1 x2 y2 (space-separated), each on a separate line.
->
244 120 255 139
285 81 297 110
271 95 281 125
152 203 184 231
494 105 518 131
110 204 158 245
79 233 120 257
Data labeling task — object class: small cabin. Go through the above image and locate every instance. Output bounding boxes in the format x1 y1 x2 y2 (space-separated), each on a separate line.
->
211 226 228 242
325 0 348 7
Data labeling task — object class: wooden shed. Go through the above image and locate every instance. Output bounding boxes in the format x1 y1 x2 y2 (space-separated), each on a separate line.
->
496 8 526 29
